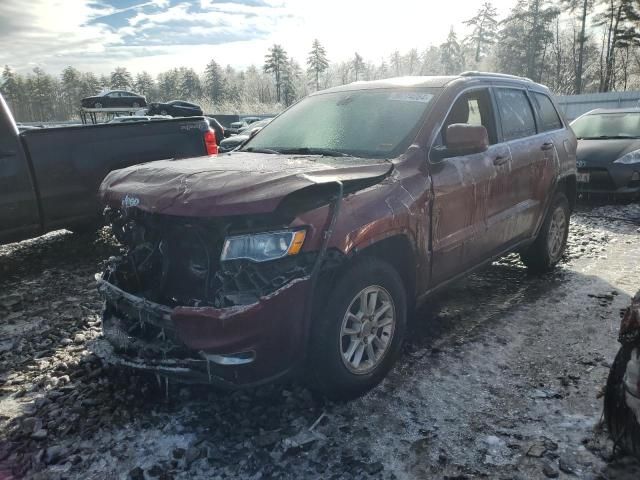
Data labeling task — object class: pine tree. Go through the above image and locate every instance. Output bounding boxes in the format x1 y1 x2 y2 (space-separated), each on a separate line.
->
204 59 226 103
440 28 464 74
1 65 20 111
353 52 365 81
561 0 595 93
80 72 100 98
495 0 559 82
390 50 403 76
282 57 301 106
264 44 288 103
60 66 82 118
157 69 180 100
594 0 640 91
179 68 202 99
134 72 155 99
464 2 498 63
307 39 329 91
110 67 133 90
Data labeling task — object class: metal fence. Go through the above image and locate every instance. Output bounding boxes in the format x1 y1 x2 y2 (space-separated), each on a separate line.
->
556 91 640 121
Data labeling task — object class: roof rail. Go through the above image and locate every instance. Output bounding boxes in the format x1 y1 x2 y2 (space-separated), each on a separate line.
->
459 71 533 82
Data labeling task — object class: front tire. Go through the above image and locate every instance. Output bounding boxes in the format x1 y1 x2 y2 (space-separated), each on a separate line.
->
307 258 407 400
94 102 103 109
520 192 570 273
132 102 140 108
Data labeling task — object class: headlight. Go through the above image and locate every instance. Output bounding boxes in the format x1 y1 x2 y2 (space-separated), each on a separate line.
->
221 229 306 262
614 149 640 164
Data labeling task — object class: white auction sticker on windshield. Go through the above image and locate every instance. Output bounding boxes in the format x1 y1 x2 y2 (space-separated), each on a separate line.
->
388 92 434 103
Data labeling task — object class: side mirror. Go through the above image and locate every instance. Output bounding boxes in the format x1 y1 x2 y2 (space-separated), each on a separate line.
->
445 124 489 156
248 127 262 139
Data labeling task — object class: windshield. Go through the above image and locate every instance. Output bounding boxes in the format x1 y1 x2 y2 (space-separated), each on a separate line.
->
571 112 640 139
242 88 438 158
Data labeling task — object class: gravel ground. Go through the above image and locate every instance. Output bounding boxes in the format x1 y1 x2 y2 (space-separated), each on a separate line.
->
1 203 640 480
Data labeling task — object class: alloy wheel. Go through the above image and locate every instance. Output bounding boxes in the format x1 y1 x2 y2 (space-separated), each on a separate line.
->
547 205 567 261
339 285 396 375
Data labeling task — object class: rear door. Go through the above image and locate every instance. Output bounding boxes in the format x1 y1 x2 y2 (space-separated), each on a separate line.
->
429 87 510 284
0 99 40 243
530 91 567 208
491 87 546 245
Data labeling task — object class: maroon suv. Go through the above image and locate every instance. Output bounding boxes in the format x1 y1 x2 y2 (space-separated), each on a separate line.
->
96 72 577 399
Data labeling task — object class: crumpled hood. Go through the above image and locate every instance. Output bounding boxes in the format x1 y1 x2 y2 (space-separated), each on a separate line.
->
576 139 640 166
99 152 393 216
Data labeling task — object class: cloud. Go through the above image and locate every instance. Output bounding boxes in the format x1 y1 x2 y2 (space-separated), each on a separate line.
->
0 0 517 76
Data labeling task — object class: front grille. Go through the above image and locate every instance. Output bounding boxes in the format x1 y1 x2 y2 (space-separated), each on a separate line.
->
103 305 194 360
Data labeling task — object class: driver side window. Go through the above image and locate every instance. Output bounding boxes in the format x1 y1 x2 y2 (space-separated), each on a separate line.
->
440 89 498 145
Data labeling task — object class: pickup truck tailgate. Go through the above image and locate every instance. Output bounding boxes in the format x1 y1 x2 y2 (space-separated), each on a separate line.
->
20 118 210 230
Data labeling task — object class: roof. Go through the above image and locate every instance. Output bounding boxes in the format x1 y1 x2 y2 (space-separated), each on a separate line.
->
314 76 457 94
312 72 543 95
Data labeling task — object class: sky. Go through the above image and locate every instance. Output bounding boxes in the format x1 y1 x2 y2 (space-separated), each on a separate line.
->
0 0 518 76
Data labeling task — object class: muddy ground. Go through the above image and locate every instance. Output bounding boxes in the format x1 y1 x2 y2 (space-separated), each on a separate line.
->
1 203 640 480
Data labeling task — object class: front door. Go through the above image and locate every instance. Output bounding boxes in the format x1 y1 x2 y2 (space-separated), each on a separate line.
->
429 88 510 284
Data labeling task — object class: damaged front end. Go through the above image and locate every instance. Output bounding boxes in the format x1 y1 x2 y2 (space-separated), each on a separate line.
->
96 206 342 387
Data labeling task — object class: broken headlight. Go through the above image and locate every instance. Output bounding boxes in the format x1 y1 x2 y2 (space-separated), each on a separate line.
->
220 229 306 263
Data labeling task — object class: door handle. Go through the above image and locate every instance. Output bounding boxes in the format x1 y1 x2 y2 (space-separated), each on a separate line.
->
541 142 554 151
493 155 508 166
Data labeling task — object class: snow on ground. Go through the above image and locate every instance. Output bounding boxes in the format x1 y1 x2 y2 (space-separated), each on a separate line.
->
1 203 640 479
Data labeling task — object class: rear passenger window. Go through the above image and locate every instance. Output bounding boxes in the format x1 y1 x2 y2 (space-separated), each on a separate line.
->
532 92 562 131
495 88 537 141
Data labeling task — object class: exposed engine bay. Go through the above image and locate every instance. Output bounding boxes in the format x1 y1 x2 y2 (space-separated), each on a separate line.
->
102 206 324 308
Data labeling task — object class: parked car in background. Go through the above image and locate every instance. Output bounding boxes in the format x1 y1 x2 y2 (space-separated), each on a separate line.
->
81 90 147 109
218 118 272 152
96 73 576 400
227 120 248 135
243 116 262 125
108 115 172 124
571 108 640 198
0 93 217 245
147 100 203 117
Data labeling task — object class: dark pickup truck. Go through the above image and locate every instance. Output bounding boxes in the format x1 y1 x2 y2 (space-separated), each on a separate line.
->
0 94 218 245
96 73 577 399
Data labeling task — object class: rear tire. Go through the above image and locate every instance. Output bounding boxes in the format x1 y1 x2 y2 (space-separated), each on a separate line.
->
520 192 570 273
307 258 407 400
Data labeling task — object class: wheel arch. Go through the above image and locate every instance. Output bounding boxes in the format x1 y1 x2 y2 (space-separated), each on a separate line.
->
556 174 577 212
350 233 418 310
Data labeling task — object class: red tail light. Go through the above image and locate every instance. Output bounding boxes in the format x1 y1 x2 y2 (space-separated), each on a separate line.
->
204 129 218 155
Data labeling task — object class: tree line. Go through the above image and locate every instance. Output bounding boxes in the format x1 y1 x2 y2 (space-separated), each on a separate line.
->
2 0 640 122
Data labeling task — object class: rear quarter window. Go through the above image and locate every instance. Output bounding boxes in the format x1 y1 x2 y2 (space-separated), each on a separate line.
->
532 92 563 131
495 88 537 141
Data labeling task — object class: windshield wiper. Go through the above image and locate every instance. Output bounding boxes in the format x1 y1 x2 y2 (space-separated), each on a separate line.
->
242 147 281 154
278 147 352 157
